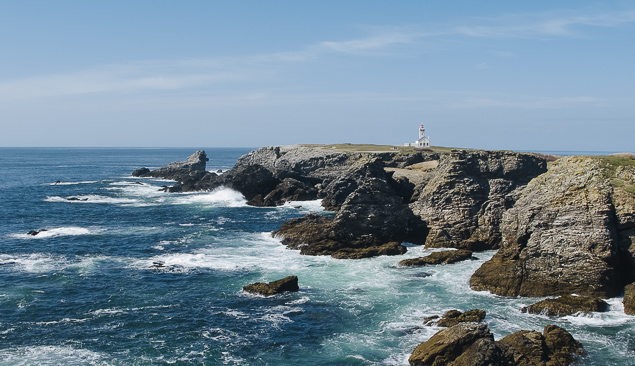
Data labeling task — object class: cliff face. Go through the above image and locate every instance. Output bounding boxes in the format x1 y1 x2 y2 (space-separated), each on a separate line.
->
410 150 547 250
470 156 635 298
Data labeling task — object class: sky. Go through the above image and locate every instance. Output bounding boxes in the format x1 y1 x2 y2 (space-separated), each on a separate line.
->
0 1 634 152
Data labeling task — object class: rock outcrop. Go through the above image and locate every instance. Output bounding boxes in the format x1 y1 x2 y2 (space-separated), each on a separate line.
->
409 323 583 366
624 282 635 315
132 146 549 258
410 150 547 251
521 295 608 316
423 309 486 327
132 150 214 192
471 156 635 298
243 276 299 296
399 250 474 267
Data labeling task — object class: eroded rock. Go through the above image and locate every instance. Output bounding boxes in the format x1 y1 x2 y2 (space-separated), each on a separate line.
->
521 295 608 316
624 282 635 315
400 250 473 267
409 323 583 366
470 156 625 298
243 276 299 296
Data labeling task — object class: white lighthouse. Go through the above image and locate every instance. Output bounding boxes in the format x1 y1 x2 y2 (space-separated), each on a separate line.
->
404 124 430 148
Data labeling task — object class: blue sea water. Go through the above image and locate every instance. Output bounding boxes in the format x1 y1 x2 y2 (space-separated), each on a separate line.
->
0 148 633 365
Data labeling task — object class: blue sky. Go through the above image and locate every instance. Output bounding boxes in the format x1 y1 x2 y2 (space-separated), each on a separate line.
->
1 1 634 151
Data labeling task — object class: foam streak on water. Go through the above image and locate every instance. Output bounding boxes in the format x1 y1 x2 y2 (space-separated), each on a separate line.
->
0 148 633 365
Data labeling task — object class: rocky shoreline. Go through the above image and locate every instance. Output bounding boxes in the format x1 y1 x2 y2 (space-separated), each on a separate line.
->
133 145 635 365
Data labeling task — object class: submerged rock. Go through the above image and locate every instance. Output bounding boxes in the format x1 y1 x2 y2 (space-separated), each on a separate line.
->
243 276 299 297
521 294 608 316
26 229 47 236
408 323 583 366
399 249 473 267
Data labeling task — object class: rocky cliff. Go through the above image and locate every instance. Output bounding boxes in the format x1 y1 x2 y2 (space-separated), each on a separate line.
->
133 146 549 258
470 155 635 298
410 150 546 250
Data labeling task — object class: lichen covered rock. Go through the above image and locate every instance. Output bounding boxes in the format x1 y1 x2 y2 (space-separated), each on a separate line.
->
471 156 625 298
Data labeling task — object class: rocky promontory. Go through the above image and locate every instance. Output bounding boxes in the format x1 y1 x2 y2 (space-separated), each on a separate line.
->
133 147 635 299
470 155 635 298
134 145 548 258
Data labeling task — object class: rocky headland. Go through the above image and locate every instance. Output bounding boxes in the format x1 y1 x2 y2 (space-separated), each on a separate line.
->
134 145 635 364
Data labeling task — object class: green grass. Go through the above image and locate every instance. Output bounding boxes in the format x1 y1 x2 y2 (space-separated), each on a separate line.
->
300 143 464 154
625 186 635 195
596 155 635 169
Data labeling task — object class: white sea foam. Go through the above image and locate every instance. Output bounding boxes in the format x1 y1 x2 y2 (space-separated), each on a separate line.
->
0 345 108 365
44 194 138 205
172 187 247 207
280 199 324 212
10 226 97 240
47 180 98 186
0 254 63 273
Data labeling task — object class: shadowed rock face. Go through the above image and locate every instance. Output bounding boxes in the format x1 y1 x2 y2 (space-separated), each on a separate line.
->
410 150 547 251
470 156 626 298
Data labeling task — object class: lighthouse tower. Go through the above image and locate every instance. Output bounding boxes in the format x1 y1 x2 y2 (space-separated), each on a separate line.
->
404 124 430 148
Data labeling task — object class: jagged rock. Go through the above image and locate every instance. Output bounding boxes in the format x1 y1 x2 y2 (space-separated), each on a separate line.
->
624 282 635 315
243 276 299 296
223 164 280 206
470 156 625 298
410 150 547 251
521 294 608 316
543 324 584 365
131 150 219 192
260 178 318 206
498 330 547 365
400 250 473 267
409 323 494 366
452 337 508 366
133 147 552 259
437 309 487 327
273 166 427 258
131 167 151 177
409 323 583 366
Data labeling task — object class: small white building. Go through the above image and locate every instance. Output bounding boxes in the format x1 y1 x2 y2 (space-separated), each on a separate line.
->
404 124 430 148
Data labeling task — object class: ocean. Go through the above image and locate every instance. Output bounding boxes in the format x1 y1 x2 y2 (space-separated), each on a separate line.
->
0 147 632 365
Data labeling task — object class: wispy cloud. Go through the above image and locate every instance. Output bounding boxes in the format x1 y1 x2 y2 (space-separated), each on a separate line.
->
1 8 634 104
453 10 635 38
448 96 604 109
